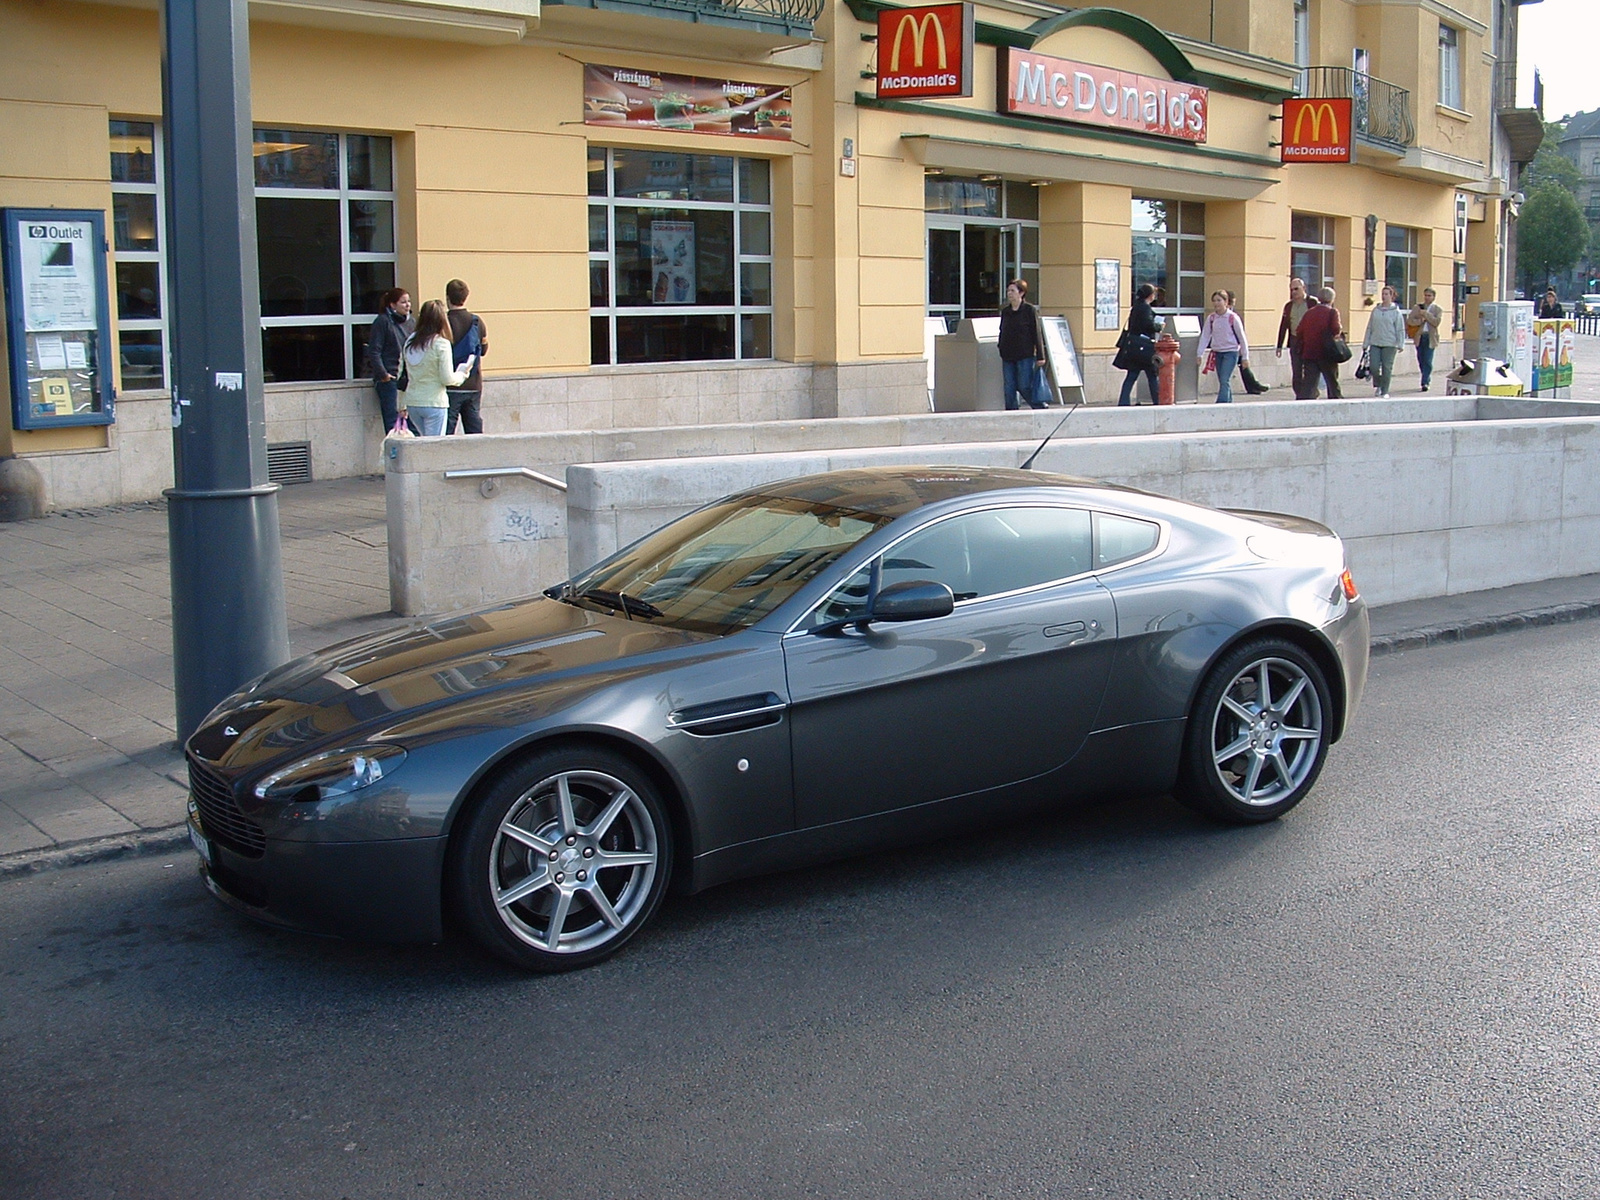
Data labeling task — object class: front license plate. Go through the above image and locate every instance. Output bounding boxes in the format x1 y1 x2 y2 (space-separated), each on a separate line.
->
188 817 213 865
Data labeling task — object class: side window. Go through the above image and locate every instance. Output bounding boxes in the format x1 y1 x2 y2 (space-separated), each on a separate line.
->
1095 513 1160 568
883 507 1092 600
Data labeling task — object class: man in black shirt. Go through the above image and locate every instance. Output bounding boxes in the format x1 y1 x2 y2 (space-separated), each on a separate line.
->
1538 288 1564 319
445 278 489 434
998 279 1048 410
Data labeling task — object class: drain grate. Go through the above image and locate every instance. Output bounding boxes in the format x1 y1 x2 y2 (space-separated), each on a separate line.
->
266 441 312 485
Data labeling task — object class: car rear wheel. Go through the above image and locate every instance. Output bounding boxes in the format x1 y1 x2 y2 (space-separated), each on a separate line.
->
1176 638 1330 824
448 747 672 971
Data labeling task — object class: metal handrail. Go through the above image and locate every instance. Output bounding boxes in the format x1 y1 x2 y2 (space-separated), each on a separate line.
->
1299 66 1415 151
444 467 567 493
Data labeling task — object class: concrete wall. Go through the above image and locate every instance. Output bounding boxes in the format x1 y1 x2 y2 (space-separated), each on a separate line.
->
560 411 1600 611
384 395 1514 613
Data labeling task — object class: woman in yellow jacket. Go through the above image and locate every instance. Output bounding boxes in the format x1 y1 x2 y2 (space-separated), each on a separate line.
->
399 300 476 437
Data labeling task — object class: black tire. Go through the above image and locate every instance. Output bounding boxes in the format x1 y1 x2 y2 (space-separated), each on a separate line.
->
1175 637 1332 824
447 745 673 971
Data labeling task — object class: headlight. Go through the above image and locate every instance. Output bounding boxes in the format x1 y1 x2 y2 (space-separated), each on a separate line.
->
253 744 407 803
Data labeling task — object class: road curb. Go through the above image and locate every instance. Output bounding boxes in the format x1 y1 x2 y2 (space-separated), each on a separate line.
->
1368 598 1600 657
0 824 189 880
4 596 1600 881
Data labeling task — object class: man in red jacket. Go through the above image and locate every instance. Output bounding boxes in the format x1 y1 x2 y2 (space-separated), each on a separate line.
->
1295 287 1344 399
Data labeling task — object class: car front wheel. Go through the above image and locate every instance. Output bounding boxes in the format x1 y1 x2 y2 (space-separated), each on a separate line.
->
448 747 672 971
1176 638 1331 823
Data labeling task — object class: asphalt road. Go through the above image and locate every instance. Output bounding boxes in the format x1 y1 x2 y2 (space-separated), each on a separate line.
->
3 622 1599 1200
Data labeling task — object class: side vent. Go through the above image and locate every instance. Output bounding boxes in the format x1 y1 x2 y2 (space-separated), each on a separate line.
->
266 441 312 485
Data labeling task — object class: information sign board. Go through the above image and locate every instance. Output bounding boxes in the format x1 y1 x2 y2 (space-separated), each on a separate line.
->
2 208 115 429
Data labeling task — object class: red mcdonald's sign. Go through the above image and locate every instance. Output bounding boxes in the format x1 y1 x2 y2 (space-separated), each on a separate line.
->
876 3 974 100
1281 97 1352 163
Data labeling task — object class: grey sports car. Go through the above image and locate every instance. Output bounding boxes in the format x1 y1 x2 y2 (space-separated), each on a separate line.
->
187 466 1368 971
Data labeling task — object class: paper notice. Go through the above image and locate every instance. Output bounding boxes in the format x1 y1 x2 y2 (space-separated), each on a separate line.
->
41 377 73 416
64 340 88 370
35 335 67 371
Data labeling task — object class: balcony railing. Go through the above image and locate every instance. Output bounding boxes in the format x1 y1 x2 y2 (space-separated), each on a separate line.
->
1299 66 1415 153
557 0 824 32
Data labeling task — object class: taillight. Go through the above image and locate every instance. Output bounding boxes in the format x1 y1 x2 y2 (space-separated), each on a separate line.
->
1339 568 1359 601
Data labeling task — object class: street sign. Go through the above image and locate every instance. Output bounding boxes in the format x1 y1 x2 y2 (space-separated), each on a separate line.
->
1281 97 1352 163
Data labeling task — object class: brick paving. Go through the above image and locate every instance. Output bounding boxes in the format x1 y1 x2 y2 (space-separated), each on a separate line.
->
0 477 402 856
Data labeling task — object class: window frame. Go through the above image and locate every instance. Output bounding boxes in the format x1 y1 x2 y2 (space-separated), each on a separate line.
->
1131 197 1207 317
1385 224 1420 308
253 129 398 381
1289 212 1336 294
1438 24 1463 110
785 501 1169 636
587 147 775 366
109 118 169 392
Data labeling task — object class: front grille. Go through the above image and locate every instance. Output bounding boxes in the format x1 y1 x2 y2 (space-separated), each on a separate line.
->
188 754 267 858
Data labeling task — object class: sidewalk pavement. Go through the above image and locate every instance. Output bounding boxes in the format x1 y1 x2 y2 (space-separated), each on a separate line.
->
4 399 1600 874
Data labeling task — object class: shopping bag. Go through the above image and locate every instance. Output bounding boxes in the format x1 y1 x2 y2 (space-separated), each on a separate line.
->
389 415 414 439
1354 349 1371 381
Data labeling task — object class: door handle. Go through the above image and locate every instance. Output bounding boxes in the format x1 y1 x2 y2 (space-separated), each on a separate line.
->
1044 621 1087 639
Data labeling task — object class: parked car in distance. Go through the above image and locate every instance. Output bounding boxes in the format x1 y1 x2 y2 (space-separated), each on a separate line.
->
185 467 1370 971
1577 294 1600 316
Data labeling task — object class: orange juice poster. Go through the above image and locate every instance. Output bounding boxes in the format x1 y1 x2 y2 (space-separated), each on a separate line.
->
1532 318 1574 391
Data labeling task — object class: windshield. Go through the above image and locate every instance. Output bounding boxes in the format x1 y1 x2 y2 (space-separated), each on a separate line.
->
560 493 893 635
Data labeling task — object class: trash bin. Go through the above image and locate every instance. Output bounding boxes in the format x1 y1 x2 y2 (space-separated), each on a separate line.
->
1169 314 1201 403
1445 357 1523 396
933 317 1004 412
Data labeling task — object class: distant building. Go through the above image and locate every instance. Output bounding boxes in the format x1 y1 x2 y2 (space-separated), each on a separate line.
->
1558 110 1600 225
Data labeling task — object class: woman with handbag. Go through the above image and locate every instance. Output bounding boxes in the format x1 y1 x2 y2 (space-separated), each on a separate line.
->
1196 291 1250 404
1115 283 1162 406
398 300 476 437
1362 285 1408 398
1295 286 1345 399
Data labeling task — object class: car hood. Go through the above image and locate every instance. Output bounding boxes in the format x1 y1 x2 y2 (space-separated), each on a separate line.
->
189 598 714 770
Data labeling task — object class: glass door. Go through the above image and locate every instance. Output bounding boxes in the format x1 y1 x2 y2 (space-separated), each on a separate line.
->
928 220 1024 327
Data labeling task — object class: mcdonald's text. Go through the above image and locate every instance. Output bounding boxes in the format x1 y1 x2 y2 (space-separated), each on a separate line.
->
875 4 974 100
1280 97 1352 163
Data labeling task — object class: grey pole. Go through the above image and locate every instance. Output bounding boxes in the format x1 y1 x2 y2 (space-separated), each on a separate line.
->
161 0 289 743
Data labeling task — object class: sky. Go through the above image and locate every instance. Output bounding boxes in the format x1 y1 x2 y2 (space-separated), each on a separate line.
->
1517 0 1600 121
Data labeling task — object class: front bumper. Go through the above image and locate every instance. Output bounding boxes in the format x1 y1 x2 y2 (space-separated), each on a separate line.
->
192 815 448 944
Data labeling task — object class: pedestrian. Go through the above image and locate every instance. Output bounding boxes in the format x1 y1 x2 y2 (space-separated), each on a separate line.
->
1296 287 1345 399
1363 284 1407 398
365 287 414 437
1537 287 1564 319
1276 278 1313 399
1197 290 1249 404
1224 291 1268 394
998 278 1048 410
1115 283 1162 406
1408 286 1443 391
444 278 489 435
399 299 476 437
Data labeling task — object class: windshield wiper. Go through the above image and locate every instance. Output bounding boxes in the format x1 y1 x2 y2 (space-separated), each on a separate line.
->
574 587 663 621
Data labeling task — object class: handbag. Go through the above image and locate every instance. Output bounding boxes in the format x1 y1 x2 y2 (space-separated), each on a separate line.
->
1330 335 1354 364
1033 361 1054 406
389 415 414 439
1354 348 1371 380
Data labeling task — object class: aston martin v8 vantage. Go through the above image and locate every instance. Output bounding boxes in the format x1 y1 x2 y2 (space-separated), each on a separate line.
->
186 467 1368 970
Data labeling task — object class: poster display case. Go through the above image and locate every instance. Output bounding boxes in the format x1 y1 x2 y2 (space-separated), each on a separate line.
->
2 208 115 429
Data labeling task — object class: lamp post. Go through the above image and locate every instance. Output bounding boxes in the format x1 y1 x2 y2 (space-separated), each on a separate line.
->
161 0 289 743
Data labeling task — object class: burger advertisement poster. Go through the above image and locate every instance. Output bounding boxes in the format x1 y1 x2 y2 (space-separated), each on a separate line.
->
583 65 792 140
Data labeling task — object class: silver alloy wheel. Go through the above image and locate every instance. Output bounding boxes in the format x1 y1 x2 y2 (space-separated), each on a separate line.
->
489 769 659 954
1209 655 1325 807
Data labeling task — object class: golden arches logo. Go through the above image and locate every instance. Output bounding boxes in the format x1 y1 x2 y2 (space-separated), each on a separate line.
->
1292 101 1341 145
889 11 948 73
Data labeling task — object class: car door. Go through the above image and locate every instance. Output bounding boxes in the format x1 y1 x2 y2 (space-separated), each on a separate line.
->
783 505 1118 830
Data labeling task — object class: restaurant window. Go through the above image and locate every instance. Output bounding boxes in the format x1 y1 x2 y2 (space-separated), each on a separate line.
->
253 129 398 382
1385 225 1419 307
1438 25 1462 110
588 147 774 365
1290 213 1335 292
1131 198 1206 314
109 119 168 391
925 177 1041 325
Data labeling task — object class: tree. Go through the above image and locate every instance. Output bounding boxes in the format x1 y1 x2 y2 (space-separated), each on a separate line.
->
1523 119 1581 193
1518 184 1589 293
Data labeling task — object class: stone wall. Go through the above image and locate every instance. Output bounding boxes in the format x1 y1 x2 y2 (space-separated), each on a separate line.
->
384 395 1511 614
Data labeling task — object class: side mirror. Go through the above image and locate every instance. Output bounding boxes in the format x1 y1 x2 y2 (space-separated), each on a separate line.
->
870 579 955 623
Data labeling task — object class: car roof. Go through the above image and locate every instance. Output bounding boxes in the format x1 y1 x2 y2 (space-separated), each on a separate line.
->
734 466 1128 522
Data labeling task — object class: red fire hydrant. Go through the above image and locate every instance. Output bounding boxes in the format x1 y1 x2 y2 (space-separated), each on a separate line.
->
1155 333 1180 405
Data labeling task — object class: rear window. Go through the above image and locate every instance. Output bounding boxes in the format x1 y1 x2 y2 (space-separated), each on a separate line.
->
1095 513 1160 568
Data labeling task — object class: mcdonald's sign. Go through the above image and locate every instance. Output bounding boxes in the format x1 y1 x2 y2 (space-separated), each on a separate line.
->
876 3 974 100
1281 97 1352 163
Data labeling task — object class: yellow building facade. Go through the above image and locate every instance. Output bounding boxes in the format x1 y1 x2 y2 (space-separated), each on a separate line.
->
0 0 1514 501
